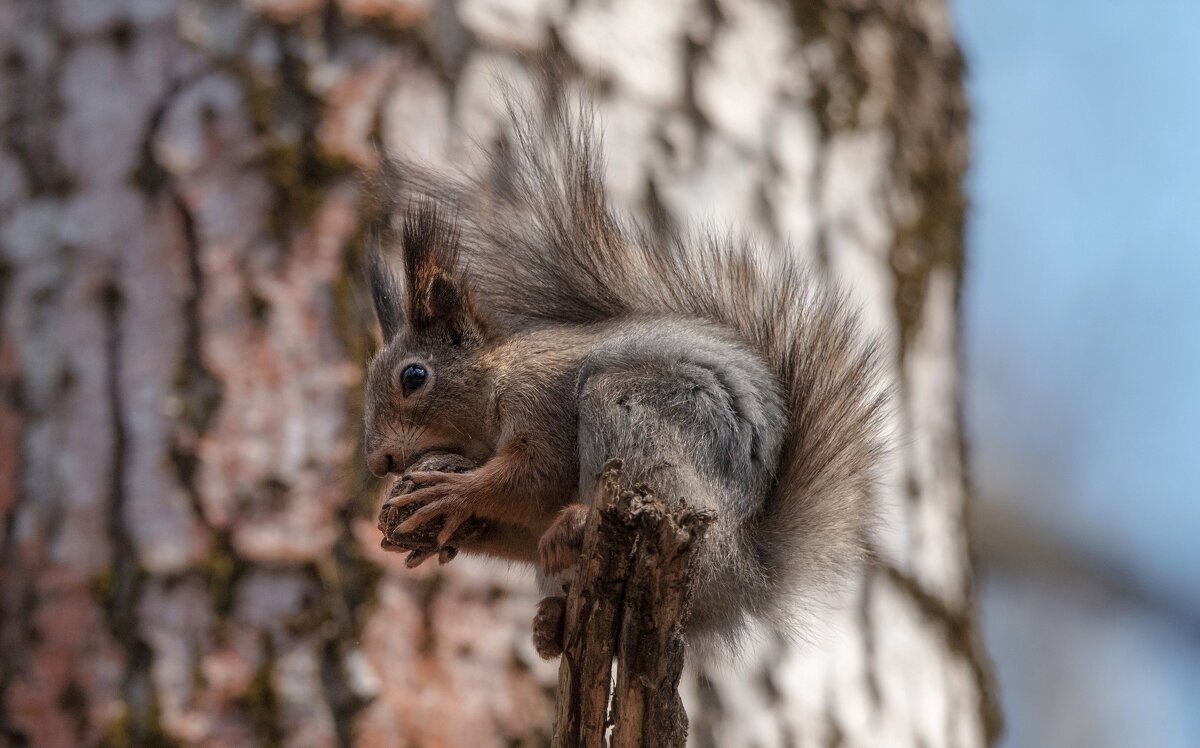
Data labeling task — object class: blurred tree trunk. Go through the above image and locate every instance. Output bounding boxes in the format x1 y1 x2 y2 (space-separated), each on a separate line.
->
0 0 997 746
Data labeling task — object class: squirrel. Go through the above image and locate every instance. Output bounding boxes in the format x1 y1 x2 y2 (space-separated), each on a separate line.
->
362 97 888 656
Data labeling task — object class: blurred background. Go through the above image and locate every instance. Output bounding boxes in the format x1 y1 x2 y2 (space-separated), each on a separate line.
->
953 0 1200 745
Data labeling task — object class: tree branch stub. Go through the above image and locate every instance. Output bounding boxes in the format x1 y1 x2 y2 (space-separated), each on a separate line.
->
553 459 714 748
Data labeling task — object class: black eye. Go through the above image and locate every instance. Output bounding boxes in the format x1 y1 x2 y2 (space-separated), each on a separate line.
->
400 364 427 397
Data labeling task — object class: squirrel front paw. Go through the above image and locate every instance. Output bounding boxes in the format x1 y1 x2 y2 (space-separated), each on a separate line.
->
532 595 567 659
377 454 489 565
538 503 590 576
391 471 486 547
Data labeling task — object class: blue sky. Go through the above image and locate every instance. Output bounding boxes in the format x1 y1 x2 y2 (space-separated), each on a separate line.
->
953 0 1200 745
954 0 1200 616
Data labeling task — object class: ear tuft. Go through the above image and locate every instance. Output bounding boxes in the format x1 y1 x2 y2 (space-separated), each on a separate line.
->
368 249 405 340
388 201 489 342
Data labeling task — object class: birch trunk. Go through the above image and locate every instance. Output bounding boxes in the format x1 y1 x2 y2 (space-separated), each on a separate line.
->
0 0 997 745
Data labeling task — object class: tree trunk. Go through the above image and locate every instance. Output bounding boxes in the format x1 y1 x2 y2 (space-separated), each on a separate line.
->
0 0 997 746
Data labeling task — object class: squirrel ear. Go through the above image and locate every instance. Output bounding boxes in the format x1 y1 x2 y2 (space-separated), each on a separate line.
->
368 249 405 340
423 272 487 344
425 272 465 326
395 202 490 343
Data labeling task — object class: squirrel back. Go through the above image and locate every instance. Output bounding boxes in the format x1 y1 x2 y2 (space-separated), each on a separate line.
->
371 98 889 641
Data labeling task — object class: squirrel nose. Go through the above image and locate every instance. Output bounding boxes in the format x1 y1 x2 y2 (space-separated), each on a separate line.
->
367 451 396 477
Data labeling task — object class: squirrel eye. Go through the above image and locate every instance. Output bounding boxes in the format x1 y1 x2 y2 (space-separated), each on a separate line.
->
400 364 427 397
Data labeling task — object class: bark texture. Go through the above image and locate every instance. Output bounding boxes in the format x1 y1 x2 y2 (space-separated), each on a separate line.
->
552 461 710 748
0 0 997 746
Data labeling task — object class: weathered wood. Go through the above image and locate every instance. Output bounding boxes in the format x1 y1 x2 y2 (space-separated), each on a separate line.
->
553 464 632 748
553 460 712 748
611 493 711 748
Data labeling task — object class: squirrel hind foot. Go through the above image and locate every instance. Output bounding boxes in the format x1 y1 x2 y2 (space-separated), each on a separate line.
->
532 595 567 659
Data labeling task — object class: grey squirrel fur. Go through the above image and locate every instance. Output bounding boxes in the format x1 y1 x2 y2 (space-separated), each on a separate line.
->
362 97 888 652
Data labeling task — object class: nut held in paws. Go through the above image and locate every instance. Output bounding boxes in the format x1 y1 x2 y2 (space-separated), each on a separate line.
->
376 453 488 555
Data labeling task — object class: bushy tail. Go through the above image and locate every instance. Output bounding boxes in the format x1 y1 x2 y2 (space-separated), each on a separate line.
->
372 98 889 635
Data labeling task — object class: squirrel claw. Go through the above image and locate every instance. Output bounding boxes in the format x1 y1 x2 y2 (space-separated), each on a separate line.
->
396 485 458 533
404 549 435 568
384 491 427 511
396 486 478 542
405 470 455 486
435 513 470 548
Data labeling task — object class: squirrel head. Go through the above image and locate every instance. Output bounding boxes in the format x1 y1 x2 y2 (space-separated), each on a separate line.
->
363 205 499 477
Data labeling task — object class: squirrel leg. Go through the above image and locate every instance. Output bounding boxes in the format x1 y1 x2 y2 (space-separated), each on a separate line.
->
538 503 590 576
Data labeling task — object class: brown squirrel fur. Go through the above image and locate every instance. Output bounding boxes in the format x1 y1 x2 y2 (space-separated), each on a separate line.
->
362 98 888 651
